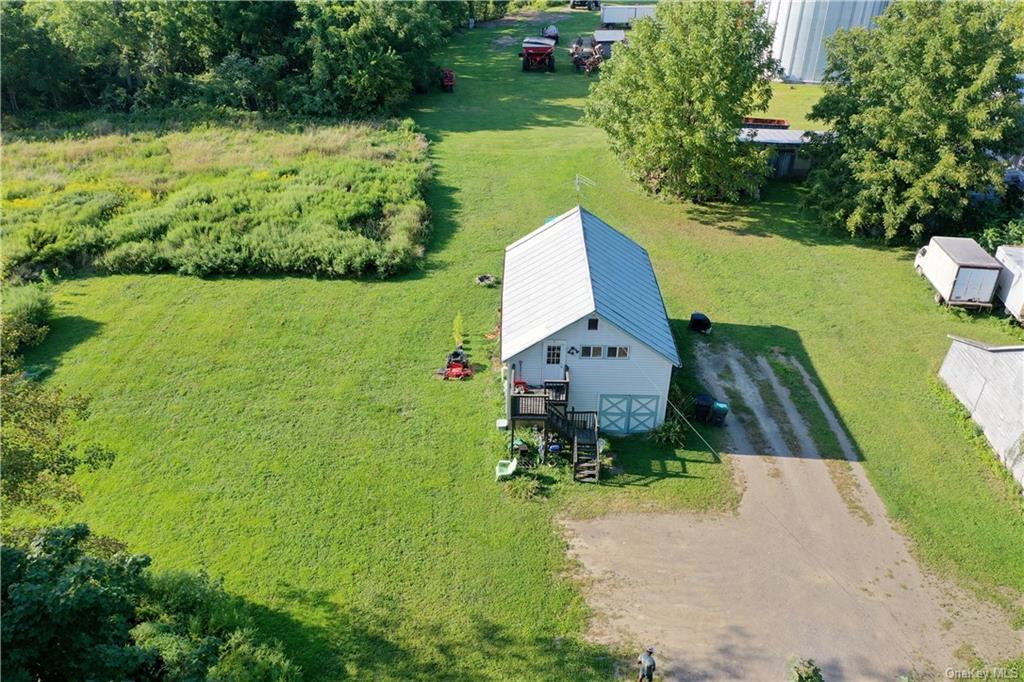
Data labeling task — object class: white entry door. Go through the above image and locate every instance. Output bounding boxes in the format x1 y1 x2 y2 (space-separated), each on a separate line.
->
541 340 565 381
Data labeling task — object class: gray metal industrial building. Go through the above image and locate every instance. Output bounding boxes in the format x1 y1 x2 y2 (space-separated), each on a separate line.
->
763 0 890 83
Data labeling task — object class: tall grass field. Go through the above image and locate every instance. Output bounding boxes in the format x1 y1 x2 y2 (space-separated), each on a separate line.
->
2 118 431 279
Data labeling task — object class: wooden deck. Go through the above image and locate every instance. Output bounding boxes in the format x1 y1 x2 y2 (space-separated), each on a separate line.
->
506 366 600 482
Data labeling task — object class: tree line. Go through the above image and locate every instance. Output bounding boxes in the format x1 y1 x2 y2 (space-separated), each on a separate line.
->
1 0 509 116
586 0 1024 244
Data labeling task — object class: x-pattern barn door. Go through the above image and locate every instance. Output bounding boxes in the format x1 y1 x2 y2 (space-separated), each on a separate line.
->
599 395 660 434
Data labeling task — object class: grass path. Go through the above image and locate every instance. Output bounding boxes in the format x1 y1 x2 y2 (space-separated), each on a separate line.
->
17 9 1024 678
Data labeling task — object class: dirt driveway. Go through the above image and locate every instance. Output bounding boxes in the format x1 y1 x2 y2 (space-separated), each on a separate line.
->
564 343 1023 680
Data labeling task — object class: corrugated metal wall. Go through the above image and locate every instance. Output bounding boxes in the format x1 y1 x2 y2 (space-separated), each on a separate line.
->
763 0 889 83
938 338 1024 492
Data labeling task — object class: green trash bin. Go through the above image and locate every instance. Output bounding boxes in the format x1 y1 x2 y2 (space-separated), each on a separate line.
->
709 401 729 426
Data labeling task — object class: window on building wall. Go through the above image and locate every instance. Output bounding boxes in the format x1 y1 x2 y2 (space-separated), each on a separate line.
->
587 318 599 330
606 346 629 359
545 344 561 365
580 345 603 358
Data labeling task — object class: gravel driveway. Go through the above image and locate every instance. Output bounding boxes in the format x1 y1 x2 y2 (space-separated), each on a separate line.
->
564 344 1023 680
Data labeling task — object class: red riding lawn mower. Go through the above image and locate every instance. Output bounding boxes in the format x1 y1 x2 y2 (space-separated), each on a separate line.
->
520 37 556 72
441 345 473 381
439 68 455 92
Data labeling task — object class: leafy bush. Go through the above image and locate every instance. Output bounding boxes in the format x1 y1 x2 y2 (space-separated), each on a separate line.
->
2 284 52 327
1 525 301 682
787 657 825 682
3 119 432 279
977 217 1024 254
648 417 687 447
1 285 53 368
1 373 115 508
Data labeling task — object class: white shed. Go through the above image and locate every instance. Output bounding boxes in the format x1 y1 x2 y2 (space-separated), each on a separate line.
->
939 336 1024 492
501 206 680 436
995 245 1024 323
914 237 1002 308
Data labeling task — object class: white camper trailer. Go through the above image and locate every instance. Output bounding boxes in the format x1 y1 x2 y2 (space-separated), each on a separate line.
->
914 237 1002 308
995 245 1024 322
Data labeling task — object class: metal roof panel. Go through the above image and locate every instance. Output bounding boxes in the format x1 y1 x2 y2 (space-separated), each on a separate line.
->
501 207 680 366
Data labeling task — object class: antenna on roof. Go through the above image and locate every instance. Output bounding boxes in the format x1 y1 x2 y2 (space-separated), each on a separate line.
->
574 173 596 204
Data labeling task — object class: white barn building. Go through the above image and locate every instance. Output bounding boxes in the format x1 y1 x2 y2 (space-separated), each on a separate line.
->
501 206 680 439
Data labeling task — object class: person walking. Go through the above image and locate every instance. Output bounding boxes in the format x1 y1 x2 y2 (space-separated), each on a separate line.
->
637 646 656 682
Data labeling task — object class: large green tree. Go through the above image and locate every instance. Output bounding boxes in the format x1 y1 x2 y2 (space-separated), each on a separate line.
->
585 1 779 201
2 0 492 115
1 525 300 681
806 1 1024 242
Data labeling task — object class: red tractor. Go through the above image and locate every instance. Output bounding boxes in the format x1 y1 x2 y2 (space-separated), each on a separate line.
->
520 37 556 72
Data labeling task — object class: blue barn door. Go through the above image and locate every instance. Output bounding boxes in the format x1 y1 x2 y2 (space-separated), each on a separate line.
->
599 395 660 434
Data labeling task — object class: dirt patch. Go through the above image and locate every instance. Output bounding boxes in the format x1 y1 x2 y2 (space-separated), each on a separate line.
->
565 343 1023 679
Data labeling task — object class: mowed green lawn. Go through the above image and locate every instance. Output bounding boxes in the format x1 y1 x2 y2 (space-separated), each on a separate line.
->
17 9 1024 679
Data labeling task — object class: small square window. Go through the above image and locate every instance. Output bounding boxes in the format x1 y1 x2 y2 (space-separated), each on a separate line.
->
581 346 592 358
587 319 599 330
546 345 561 364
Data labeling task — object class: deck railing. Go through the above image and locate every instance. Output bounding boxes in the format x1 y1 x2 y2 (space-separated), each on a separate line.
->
510 394 548 419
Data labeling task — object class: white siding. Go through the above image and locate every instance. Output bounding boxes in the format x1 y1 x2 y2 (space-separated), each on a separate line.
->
995 246 1024 322
916 242 959 301
507 313 674 428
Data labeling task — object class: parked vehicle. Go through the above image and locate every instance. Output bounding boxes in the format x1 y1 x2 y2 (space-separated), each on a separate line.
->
592 29 625 58
914 236 1003 308
995 245 1024 322
600 4 655 27
569 36 602 74
543 24 560 43
520 37 556 72
569 0 600 9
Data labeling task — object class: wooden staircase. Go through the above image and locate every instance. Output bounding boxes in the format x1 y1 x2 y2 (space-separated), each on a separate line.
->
547 404 600 483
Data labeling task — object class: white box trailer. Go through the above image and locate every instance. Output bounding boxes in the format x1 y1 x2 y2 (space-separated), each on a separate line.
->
600 4 655 27
995 245 1024 322
914 236 1003 308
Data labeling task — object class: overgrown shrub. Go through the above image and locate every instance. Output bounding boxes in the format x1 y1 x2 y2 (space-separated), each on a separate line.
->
787 657 825 682
2 284 52 327
648 416 687 447
3 119 432 279
1 525 301 681
977 217 1024 254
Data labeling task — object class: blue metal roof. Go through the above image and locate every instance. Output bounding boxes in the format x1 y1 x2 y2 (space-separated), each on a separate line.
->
501 206 680 366
581 208 681 366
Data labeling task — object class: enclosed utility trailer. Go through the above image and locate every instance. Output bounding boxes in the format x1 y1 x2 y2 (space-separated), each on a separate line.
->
600 4 655 27
914 237 1002 308
995 245 1024 323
